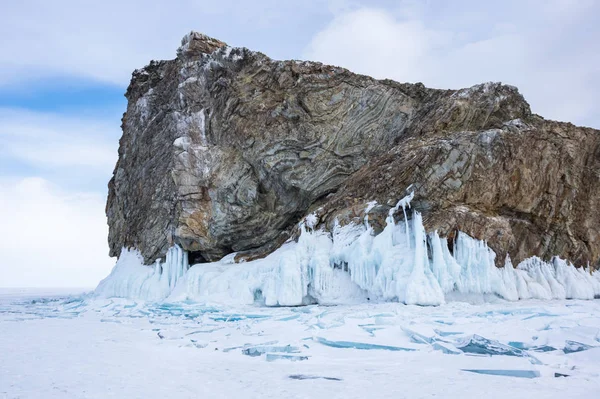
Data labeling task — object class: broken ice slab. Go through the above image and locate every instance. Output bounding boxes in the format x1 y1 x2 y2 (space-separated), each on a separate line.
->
508 341 528 350
185 327 225 335
457 335 527 357
432 341 462 355
150 303 220 317
312 320 345 330
434 329 463 337
242 348 263 357
189 339 208 348
100 318 122 323
313 337 416 351
210 313 270 322
508 341 557 352
290 306 315 314
265 354 308 362
359 324 386 336
530 345 557 352
564 340 596 354
222 340 279 353
522 312 558 320
242 345 300 357
402 327 436 344
222 346 244 353
456 335 542 364
462 369 540 378
288 375 342 381
370 313 396 318
277 314 301 321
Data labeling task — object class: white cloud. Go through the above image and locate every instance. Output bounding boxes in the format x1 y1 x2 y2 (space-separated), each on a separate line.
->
0 0 334 87
304 4 600 128
0 177 114 287
305 9 438 82
0 108 118 172
2 1 598 127
0 109 118 287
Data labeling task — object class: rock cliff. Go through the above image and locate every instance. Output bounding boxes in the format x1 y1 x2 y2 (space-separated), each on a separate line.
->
107 31 600 269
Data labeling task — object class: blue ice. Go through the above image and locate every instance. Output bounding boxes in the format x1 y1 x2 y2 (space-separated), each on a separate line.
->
359 324 386 336
564 340 596 354
508 341 556 352
223 340 279 353
185 327 225 335
531 345 557 352
313 337 416 351
288 375 342 381
508 341 528 350
277 314 301 321
462 369 540 378
456 335 542 364
402 327 436 344
457 335 528 357
210 314 270 322
432 342 462 355
522 312 558 320
265 354 308 362
434 329 463 337
242 345 300 357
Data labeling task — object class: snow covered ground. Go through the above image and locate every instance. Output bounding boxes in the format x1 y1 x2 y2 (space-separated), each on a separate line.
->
1 289 599 398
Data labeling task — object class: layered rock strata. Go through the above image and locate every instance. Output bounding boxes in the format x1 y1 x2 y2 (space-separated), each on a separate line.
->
107 32 600 269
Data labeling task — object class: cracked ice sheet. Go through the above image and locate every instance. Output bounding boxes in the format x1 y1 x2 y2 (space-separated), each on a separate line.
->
1 290 600 399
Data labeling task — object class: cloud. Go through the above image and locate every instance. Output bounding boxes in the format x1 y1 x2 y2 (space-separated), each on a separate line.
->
0 177 113 287
304 3 600 128
0 109 118 287
4 1 597 126
0 108 118 175
0 0 335 87
305 9 438 82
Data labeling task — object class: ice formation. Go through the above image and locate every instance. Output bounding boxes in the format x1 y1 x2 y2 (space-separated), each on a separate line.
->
462 369 540 379
96 245 188 302
96 193 600 306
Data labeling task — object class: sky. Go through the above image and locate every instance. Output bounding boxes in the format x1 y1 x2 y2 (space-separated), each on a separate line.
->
1 0 598 288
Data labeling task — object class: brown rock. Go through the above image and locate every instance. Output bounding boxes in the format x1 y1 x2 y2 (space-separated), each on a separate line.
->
107 32 600 269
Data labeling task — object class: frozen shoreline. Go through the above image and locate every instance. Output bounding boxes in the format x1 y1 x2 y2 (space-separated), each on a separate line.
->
1 291 599 398
96 195 600 306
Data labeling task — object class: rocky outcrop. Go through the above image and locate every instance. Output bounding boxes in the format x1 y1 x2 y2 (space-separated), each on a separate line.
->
107 31 600 269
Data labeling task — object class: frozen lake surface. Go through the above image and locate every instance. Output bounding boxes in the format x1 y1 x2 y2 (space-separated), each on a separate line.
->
1 289 599 398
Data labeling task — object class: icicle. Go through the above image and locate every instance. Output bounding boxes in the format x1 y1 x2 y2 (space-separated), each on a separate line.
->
96 191 600 306
401 202 411 248
389 192 414 249
429 231 455 293
404 212 444 305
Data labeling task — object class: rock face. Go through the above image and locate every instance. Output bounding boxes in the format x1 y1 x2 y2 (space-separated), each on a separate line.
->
107 32 600 268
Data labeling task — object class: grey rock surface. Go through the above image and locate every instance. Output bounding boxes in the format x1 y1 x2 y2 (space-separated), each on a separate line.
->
107 31 600 268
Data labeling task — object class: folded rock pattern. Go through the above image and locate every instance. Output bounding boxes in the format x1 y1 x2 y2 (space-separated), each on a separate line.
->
107 31 600 268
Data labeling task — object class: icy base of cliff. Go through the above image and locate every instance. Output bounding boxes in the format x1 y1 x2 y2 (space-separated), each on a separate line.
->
2 290 599 398
96 194 600 306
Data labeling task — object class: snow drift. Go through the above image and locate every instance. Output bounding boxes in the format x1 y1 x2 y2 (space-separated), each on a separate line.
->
96 194 600 306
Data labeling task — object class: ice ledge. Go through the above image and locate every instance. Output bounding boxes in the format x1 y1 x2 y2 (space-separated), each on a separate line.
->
95 193 600 306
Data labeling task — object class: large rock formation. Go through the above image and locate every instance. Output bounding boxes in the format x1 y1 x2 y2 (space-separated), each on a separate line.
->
107 31 600 269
